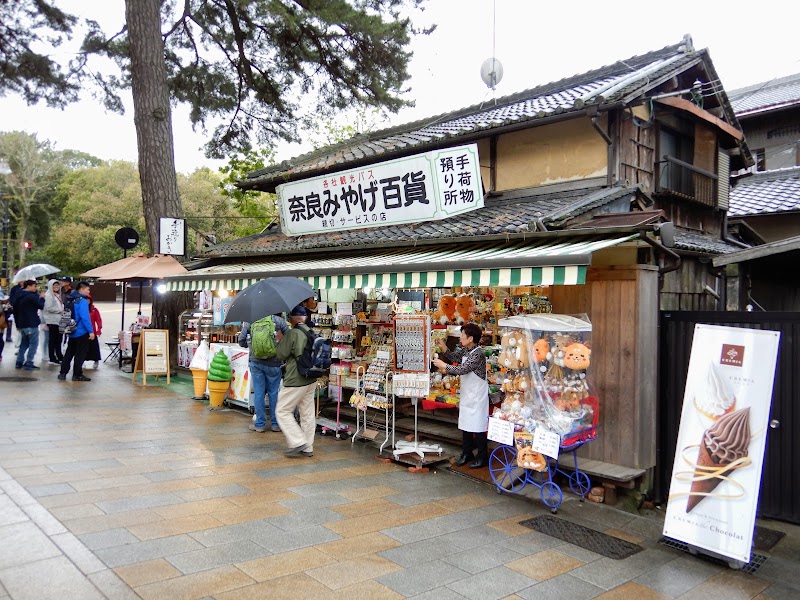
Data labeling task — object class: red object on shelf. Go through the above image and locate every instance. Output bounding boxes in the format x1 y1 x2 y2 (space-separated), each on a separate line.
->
420 399 457 410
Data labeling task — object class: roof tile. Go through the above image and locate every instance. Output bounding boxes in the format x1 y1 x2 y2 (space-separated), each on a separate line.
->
728 167 800 216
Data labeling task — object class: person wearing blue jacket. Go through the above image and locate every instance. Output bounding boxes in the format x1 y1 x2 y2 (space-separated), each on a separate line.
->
58 281 95 382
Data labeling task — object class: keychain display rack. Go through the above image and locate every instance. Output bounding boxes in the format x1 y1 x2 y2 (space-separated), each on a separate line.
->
351 366 395 453
390 316 449 471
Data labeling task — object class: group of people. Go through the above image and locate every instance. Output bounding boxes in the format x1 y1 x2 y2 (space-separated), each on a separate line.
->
0 276 102 381
239 303 320 457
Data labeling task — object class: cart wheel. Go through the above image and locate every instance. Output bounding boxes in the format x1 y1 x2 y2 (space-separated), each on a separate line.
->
540 481 563 510
335 433 341 440
489 446 527 494
569 471 592 498
320 429 328 436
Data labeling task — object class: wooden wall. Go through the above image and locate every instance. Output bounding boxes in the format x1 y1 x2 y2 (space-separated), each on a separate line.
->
550 265 659 469
618 111 655 194
660 259 720 311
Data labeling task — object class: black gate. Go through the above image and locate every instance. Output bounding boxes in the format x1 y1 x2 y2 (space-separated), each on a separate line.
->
657 311 800 524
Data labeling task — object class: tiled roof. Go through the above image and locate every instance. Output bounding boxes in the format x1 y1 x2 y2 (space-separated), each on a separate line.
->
242 39 704 191
674 228 747 254
728 167 800 216
201 184 640 258
729 73 800 116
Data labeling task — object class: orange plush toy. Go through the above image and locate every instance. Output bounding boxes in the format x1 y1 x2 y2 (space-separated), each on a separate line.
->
455 294 475 324
432 295 457 325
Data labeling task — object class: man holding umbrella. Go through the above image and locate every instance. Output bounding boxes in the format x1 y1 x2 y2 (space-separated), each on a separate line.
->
274 305 319 457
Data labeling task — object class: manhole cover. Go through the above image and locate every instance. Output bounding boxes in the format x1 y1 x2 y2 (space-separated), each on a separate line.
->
520 515 643 560
658 537 768 574
0 376 37 383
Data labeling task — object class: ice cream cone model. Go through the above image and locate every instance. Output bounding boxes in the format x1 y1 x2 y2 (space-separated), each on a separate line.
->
686 407 750 513
207 350 232 408
694 362 736 421
190 368 208 399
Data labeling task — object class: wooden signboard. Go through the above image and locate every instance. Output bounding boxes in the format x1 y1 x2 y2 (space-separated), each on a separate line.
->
132 329 170 385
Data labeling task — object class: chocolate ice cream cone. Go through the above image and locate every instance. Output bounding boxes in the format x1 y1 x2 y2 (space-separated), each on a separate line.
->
686 441 733 513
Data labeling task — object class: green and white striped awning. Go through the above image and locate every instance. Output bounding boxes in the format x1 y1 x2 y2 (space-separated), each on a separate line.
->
165 234 637 292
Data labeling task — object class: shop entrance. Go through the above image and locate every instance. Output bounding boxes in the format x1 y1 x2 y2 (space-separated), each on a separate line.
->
657 310 800 524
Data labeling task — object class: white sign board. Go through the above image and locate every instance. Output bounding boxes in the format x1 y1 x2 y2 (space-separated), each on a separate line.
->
142 329 169 374
159 217 185 255
276 144 483 236
487 417 515 446
663 324 780 564
532 427 561 460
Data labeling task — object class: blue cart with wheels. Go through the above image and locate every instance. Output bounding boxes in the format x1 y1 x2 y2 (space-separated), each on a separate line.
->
488 428 596 513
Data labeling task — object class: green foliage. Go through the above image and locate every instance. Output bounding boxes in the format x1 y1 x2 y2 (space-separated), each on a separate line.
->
218 148 278 236
6 0 431 158
0 0 79 107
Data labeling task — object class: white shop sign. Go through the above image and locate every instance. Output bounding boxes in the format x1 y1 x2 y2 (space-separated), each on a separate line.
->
663 324 780 564
277 143 483 236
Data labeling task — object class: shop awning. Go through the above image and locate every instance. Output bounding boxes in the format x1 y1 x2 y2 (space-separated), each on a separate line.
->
165 234 638 292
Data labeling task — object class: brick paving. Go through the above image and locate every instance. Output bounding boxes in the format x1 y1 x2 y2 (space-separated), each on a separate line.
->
0 354 799 599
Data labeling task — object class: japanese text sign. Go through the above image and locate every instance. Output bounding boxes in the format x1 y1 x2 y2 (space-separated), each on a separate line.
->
159 218 185 256
276 144 483 236
487 417 515 446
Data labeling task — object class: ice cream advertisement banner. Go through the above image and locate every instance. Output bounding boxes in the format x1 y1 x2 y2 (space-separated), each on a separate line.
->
663 324 780 564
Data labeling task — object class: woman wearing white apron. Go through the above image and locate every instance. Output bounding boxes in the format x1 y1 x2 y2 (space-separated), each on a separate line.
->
433 323 489 468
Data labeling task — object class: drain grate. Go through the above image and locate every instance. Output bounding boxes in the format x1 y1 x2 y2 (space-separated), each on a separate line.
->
754 526 785 552
520 515 643 560
0 376 37 383
658 537 768 574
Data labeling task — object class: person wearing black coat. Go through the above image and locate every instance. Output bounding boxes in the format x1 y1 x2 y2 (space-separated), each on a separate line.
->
12 280 44 370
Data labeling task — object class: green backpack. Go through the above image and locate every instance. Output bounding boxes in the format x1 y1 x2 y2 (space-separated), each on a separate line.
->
250 317 277 359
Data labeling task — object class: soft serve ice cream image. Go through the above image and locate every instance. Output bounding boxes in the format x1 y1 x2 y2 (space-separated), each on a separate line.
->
694 362 736 421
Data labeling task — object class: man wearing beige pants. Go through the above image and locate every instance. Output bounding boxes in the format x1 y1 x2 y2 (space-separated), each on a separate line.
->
274 306 319 457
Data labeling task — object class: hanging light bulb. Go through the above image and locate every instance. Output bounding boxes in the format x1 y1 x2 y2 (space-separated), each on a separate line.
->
363 287 372 294
218 289 229 298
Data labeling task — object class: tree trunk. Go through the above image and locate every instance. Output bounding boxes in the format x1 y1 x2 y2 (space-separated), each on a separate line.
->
125 0 188 369
16 219 27 267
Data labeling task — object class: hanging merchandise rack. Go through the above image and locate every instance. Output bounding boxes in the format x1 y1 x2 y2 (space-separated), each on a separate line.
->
317 313 354 439
350 366 395 453
487 314 598 513
390 315 450 471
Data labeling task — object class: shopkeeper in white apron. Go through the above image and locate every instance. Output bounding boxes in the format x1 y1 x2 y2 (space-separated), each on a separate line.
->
433 323 489 468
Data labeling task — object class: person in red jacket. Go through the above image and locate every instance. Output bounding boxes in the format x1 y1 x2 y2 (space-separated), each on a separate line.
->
86 293 103 368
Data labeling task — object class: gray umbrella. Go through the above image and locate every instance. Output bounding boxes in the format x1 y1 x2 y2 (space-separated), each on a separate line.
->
224 277 315 324
12 263 61 283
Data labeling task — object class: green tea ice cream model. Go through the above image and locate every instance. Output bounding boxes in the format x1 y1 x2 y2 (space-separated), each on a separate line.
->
208 350 232 382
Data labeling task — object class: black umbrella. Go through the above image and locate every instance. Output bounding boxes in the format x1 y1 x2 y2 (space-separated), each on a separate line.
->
224 277 315 324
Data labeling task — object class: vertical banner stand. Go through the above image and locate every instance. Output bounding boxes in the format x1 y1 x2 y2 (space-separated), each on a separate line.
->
132 329 170 386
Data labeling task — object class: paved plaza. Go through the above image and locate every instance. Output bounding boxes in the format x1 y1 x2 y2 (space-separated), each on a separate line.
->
0 350 798 599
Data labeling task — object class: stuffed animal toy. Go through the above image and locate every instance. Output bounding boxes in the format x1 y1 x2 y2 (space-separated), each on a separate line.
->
513 373 531 392
563 342 591 370
499 348 519 370
515 336 530 368
546 334 571 381
455 294 476 324
432 295 457 325
533 338 550 363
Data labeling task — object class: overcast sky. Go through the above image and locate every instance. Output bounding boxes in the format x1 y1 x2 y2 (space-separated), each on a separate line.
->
1 0 797 173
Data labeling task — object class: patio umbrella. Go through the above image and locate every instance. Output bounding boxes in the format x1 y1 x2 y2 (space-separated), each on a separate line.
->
12 263 60 283
224 277 315 324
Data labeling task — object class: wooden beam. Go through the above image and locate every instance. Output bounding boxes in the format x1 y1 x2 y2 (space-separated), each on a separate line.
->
712 235 800 267
657 97 744 141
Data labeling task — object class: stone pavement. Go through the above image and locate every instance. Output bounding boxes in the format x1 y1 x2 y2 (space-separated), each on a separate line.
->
0 354 799 599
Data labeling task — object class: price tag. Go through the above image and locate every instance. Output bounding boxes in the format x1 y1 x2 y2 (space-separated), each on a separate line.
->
532 427 561 459
487 417 514 446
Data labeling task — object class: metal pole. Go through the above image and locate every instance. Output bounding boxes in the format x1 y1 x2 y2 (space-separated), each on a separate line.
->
1 196 8 287
121 248 127 332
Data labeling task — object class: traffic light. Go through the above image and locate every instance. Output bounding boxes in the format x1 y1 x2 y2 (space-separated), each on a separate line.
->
23 241 32 250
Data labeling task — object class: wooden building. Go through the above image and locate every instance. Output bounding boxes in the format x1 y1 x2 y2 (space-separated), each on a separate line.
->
168 36 751 480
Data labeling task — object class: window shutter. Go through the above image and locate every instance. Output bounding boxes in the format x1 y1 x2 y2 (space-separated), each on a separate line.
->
717 149 730 210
